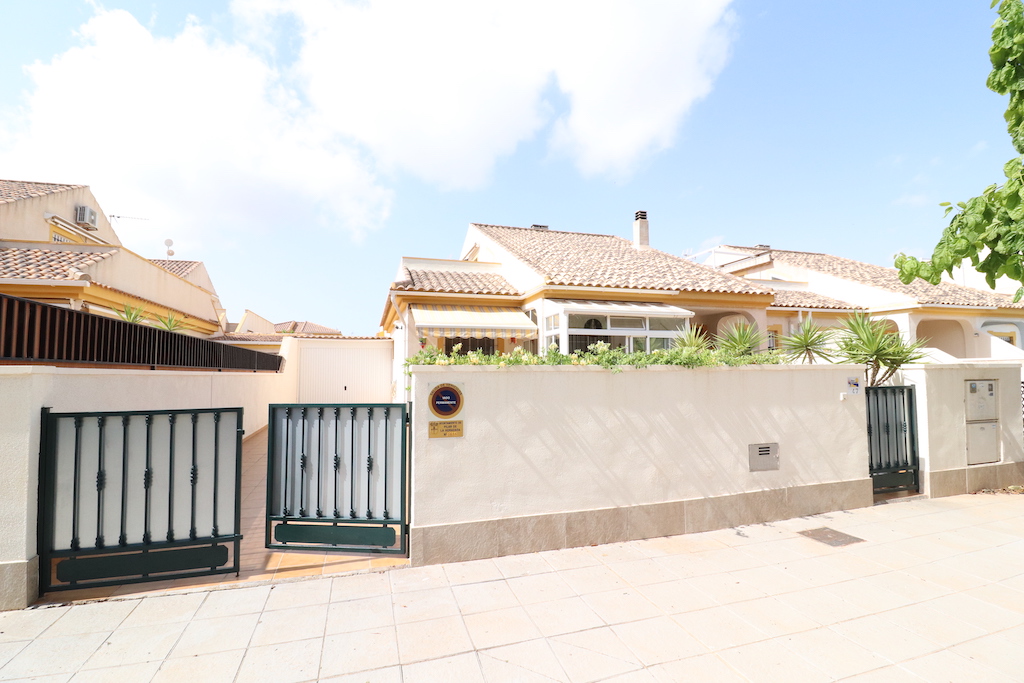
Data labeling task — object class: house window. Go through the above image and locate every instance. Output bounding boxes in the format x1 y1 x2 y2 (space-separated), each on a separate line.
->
648 317 688 331
650 337 673 351
610 317 645 329
561 312 689 354
569 314 605 329
569 335 627 353
445 337 494 355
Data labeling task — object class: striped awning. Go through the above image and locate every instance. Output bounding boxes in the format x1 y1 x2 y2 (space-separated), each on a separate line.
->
410 304 538 339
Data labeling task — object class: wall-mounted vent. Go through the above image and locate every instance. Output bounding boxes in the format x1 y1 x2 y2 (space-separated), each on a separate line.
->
748 442 779 472
75 205 98 230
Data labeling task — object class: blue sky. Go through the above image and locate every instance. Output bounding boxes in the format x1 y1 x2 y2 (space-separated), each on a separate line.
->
0 1 1014 334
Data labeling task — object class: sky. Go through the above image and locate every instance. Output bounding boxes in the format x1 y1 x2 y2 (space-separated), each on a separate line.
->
0 1 1015 335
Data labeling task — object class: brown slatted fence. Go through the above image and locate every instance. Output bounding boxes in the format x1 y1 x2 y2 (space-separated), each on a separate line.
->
0 293 282 372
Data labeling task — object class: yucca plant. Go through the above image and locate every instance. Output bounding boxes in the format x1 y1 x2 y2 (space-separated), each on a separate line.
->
673 326 711 352
780 318 834 364
714 321 766 357
152 312 186 332
835 312 927 386
115 304 147 324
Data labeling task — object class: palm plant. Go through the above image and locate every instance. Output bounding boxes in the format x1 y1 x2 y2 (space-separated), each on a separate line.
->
152 312 186 332
780 318 834 364
115 304 147 324
835 312 927 386
714 321 766 357
673 326 711 352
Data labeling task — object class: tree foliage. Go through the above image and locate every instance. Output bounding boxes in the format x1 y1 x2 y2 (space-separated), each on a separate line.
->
780 318 834 364
834 313 927 387
115 304 147 324
713 321 766 356
896 0 1024 301
152 312 186 332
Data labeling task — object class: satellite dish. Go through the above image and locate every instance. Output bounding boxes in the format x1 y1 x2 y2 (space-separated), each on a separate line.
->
164 239 173 247
166 249 175 257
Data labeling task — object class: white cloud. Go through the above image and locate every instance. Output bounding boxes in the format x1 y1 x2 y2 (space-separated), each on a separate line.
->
1 0 735 246
2 8 389 250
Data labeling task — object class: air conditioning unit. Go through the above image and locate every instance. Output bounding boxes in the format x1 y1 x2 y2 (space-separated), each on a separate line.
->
75 205 98 230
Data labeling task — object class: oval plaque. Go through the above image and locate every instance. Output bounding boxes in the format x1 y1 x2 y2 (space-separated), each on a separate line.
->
429 383 464 419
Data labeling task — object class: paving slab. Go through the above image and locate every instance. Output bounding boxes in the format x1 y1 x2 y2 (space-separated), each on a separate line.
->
7 492 1024 681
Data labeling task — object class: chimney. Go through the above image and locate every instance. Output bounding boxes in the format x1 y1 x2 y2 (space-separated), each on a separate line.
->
633 210 649 249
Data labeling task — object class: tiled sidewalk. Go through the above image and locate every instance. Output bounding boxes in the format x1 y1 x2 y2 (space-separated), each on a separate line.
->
9 493 1024 682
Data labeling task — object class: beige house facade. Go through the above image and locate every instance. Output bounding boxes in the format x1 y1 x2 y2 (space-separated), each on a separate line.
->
0 179 226 336
381 214 776 381
706 245 1024 360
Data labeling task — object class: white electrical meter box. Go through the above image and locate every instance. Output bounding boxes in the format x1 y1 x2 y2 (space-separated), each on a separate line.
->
965 380 998 422
967 421 1001 465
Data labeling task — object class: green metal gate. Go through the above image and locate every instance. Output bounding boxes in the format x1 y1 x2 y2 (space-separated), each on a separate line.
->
866 386 920 494
38 407 244 593
265 404 408 555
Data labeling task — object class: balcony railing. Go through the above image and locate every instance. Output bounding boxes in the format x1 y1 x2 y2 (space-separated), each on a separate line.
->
0 293 282 372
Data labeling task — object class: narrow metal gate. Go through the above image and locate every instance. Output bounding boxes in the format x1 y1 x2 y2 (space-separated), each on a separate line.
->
38 407 243 593
866 386 920 494
266 404 408 555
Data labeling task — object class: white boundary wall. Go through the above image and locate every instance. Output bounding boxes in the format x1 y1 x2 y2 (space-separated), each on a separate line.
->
899 362 1024 496
408 364 875 565
0 336 396 610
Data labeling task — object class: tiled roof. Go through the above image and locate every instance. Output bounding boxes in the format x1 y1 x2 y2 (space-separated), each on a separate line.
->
727 246 1024 309
476 224 767 294
219 332 364 342
0 247 115 279
768 290 861 310
0 179 83 205
274 321 343 335
392 267 521 295
150 259 202 277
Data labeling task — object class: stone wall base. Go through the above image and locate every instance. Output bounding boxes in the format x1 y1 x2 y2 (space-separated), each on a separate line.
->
929 462 1024 498
411 479 873 566
0 557 38 612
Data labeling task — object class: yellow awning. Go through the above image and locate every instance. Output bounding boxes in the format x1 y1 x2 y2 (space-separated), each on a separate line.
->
410 304 538 339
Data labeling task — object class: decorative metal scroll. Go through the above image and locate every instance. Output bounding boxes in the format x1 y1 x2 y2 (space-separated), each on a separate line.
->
38 407 244 593
266 404 407 555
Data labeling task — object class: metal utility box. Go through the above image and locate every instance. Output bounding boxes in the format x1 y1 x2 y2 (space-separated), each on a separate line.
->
967 421 1001 465
965 380 998 422
965 379 1000 466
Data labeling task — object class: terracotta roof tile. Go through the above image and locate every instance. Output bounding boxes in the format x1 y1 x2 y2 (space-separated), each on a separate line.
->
477 224 767 294
768 289 862 310
392 267 521 295
0 247 115 280
219 332 366 342
273 321 342 334
0 179 83 205
150 259 202 277
727 246 1023 309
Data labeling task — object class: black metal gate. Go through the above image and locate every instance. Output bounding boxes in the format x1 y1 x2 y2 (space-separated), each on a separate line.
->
866 386 920 494
266 404 408 555
38 407 244 593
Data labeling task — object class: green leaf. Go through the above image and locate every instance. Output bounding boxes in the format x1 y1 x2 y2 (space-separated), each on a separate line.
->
1014 286 1024 302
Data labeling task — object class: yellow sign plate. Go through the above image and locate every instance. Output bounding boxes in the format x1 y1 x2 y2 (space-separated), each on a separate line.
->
429 420 464 438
